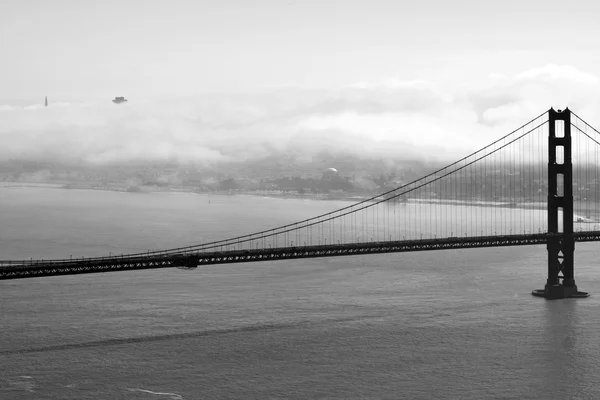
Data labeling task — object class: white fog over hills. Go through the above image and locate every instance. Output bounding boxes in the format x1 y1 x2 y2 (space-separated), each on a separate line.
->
1 64 599 171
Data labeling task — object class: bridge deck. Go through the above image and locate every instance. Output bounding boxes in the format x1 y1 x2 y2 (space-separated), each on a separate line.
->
2 232 600 280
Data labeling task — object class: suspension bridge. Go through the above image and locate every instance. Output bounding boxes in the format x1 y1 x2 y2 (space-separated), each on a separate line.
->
2 108 600 299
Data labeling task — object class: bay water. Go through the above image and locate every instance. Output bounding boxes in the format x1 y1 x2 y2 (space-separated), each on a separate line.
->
1 186 600 399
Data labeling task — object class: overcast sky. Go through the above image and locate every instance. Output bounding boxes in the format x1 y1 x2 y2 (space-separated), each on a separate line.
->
2 0 599 100
1 0 600 164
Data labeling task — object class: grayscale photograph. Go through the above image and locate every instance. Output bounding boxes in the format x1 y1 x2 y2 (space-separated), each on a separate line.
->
1 0 600 399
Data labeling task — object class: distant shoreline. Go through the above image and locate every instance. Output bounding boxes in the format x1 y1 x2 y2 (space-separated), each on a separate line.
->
0 181 372 202
0 182 65 189
2 180 599 222
0 179 547 207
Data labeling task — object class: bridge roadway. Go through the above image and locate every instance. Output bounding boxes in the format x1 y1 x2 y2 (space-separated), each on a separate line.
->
2 231 600 280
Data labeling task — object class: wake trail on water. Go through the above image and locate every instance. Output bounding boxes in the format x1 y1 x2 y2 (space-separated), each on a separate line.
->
127 388 183 399
0 313 387 355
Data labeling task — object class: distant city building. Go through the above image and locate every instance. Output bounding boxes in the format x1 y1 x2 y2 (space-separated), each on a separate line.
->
112 97 128 104
44 96 48 107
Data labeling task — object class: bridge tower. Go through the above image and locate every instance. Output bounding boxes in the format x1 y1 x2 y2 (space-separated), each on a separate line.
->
533 108 589 299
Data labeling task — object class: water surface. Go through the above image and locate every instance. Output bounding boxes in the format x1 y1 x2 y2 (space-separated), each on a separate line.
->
1 187 599 399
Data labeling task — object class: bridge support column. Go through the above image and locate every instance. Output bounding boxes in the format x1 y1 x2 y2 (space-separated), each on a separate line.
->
533 108 589 299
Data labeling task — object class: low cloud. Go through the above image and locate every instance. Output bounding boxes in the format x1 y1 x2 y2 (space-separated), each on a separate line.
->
1 64 599 166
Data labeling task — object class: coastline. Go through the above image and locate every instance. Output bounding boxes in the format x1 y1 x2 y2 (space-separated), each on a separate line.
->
2 180 599 222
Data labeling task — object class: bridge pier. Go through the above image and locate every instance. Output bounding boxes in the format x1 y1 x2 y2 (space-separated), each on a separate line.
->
532 108 589 299
532 285 588 300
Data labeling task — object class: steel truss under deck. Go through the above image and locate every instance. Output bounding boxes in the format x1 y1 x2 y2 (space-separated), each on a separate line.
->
3 232 600 280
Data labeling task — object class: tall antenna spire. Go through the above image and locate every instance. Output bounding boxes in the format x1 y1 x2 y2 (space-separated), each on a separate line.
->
45 96 48 107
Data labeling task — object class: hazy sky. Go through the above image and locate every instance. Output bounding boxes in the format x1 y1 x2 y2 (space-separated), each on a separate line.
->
3 0 599 99
2 1 600 165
